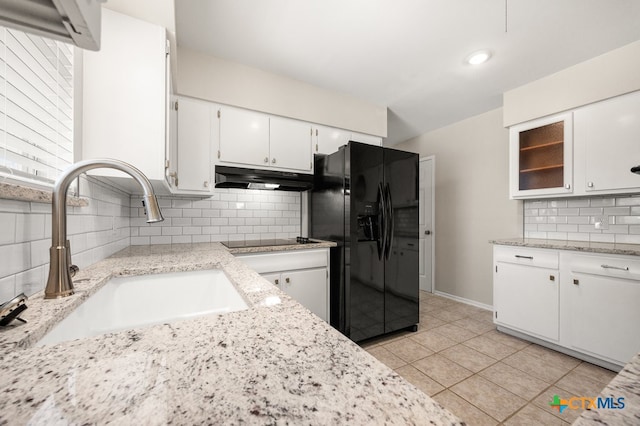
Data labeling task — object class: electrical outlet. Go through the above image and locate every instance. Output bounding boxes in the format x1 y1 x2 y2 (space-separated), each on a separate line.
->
594 215 609 230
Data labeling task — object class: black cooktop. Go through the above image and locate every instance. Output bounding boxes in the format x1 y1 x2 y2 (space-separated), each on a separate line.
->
222 237 318 249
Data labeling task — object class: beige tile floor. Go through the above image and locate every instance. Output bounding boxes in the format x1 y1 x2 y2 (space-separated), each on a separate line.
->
361 291 618 425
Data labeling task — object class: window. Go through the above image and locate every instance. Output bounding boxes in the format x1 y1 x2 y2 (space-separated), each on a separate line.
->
0 25 74 186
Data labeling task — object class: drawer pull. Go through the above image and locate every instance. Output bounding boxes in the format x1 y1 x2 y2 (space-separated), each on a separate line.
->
515 255 533 260
549 275 555 281
601 264 629 271
573 279 579 285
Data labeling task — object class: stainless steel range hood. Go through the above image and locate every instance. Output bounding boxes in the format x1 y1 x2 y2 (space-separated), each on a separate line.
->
0 0 103 50
214 165 313 191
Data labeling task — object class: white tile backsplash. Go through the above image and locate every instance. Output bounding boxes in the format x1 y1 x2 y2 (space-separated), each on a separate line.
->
0 177 131 301
524 194 640 244
130 188 301 245
1 184 302 301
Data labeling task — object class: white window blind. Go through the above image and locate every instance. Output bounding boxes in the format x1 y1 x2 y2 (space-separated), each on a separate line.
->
0 25 74 186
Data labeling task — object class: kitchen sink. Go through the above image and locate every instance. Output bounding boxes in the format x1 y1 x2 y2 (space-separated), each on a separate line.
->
37 269 248 346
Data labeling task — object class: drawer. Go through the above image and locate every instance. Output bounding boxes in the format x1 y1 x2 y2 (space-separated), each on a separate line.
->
236 249 328 274
566 253 640 281
494 245 559 269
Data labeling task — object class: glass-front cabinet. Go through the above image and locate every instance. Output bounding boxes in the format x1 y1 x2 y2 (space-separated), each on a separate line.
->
509 112 573 199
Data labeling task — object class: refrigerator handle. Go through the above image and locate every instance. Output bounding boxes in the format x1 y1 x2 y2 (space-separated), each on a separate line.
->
377 183 386 260
384 183 394 260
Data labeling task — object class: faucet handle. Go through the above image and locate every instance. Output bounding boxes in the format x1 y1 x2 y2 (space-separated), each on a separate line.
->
69 264 79 277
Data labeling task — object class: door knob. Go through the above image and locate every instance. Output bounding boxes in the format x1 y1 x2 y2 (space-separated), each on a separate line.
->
425 230 431 235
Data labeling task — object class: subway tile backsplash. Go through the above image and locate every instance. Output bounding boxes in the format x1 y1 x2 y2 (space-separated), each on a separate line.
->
0 177 131 301
1 183 301 301
129 189 301 245
524 195 640 244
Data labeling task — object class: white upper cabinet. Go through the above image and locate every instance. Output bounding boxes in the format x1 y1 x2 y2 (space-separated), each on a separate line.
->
574 90 640 194
218 106 270 167
82 9 168 182
269 116 312 171
217 107 312 172
508 90 640 199
350 131 383 146
313 125 350 155
175 98 215 193
509 112 573 199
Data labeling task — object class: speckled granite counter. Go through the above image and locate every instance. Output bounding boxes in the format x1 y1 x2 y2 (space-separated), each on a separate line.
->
0 242 462 425
490 237 640 257
574 352 640 425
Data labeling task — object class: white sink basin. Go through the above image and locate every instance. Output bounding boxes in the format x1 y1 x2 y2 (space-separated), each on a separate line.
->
37 269 248 346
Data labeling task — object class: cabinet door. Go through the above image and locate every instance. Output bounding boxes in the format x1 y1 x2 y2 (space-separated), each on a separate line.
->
562 254 640 365
166 97 178 189
281 268 328 322
269 116 312 171
218 106 269 167
314 125 350 155
494 262 559 341
509 113 573 199
350 132 382 146
261 273 281 287
575 90 640 194
82 9 167 180
176 98 213 192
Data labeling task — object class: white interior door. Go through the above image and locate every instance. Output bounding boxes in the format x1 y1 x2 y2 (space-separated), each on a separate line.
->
419 157 434 292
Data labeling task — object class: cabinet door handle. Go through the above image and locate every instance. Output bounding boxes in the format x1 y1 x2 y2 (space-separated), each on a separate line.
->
573 279 579 285
275 279 279 285
587 182 594 188
549 275 555 281
515 255 533 260
264 157 269 163
601 264 629 271
272 158 277 164
564 183 571 190
285 277 290 284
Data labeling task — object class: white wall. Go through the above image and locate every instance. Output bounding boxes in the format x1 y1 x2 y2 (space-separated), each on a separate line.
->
504 40 640 127
176 47 387 137
397 108 521 306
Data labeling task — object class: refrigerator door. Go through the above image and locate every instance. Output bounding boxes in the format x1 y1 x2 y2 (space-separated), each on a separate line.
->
310 150 347 331
383 148 420 334
348 142 385 341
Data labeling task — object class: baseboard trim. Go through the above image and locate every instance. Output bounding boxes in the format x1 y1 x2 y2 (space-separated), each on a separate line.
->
432 290 493 311
496 326 623 372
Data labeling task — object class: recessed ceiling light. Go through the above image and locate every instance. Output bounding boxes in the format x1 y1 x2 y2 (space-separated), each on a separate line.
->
466 50 492 65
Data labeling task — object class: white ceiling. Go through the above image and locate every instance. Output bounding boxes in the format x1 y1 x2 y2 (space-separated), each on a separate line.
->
175 0 640 145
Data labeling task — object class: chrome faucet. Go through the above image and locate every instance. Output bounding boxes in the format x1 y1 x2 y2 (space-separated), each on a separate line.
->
45 159 164 299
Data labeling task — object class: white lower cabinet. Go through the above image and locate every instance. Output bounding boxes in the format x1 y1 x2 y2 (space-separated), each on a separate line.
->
494 245 640 369
560 252 640 366
493 246 559 342
236 249 330 322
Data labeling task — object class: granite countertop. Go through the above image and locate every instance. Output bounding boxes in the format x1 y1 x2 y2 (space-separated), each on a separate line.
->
0 242 462 425
490 237 640 257
226 239 336 255
574 352 640 425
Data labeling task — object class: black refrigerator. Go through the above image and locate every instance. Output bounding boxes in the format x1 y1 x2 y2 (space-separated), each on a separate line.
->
310 141 419 342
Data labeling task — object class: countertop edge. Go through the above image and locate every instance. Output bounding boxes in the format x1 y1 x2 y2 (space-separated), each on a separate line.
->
490 237 640 257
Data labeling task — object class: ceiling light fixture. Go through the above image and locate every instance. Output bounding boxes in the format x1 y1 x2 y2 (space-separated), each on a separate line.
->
466 50 492 65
